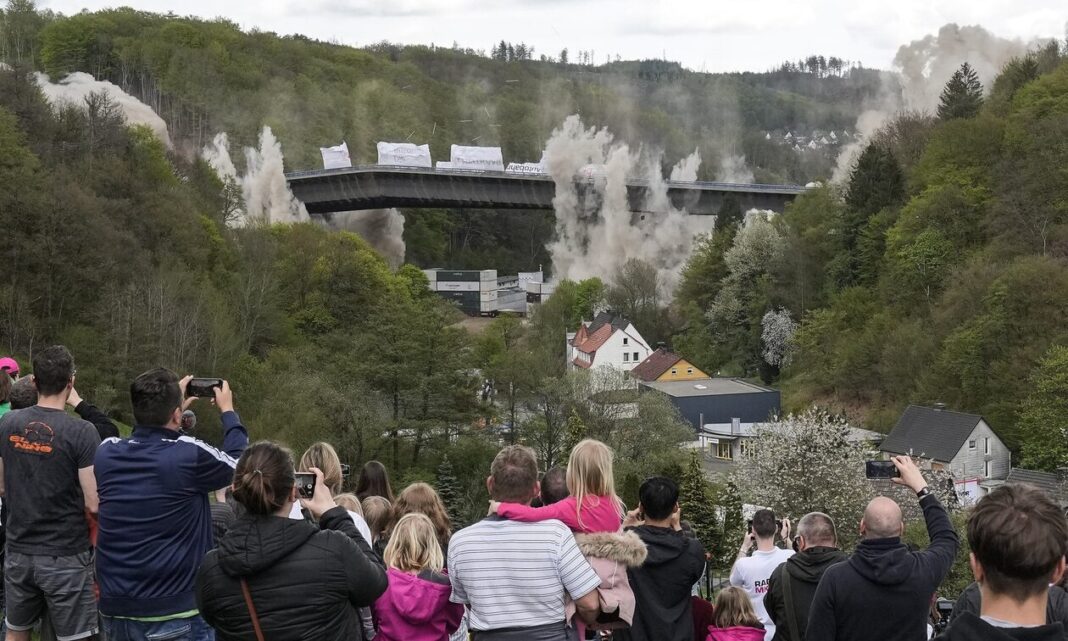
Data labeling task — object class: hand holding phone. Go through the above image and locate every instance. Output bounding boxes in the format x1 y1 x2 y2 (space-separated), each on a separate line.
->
187 378 224 398
294 472 317 499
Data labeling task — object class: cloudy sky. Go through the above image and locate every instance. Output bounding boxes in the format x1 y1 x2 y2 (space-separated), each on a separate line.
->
40 0 1067 72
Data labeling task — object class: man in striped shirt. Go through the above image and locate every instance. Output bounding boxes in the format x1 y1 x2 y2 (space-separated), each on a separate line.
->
448 445 602 641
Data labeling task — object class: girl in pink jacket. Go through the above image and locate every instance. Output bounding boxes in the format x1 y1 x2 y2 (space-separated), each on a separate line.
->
707 587 766 641
490 439 645 631
489 438 624 533
374 513 464 641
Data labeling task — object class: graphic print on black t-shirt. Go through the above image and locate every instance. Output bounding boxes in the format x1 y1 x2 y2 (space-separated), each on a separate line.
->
0 406 101 556
9 420 56 455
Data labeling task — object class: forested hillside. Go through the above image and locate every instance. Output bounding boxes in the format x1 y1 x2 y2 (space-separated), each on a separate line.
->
673 44 1068 466
0 1 884 271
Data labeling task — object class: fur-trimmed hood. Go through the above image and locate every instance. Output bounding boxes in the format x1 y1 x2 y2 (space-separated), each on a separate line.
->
575 531 648 567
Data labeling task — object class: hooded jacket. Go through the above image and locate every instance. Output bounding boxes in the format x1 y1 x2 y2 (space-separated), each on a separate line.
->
613 525 705 641
942 612 1065 641
708 625 768 641
566 531 648 629
764 546 848 641
952 582 1068 631
805 494 958 641
195 506 388 641
375 567 464 641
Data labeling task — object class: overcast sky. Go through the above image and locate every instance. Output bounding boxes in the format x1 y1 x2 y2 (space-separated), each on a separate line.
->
40 0 1068 72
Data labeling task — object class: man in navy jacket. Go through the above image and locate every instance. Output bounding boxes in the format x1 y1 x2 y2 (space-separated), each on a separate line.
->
95 369 249 641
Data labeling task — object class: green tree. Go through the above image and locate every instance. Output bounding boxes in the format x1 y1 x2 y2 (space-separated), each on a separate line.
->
1018 345 1068 472
938 62 984 120
435 455 465 528
678 450 718 557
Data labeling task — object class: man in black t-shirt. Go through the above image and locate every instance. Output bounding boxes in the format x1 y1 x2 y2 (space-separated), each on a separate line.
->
0 346 100 641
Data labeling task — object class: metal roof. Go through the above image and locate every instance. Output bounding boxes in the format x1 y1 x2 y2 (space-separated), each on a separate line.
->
641 378 774 398
879 405 984 463
1006 468 1065 497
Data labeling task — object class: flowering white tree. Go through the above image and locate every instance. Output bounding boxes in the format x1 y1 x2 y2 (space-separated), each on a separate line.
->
730 408 876 547
708 218 785 327
761 308 797 367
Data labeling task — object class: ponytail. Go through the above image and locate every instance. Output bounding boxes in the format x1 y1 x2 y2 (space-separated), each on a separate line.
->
232 441 296 516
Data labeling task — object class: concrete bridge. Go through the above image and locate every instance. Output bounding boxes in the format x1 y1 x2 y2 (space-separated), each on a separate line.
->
286 166 806 215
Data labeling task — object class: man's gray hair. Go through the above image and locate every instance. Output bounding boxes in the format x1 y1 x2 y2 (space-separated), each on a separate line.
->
8 376 37 410
797 512 837 547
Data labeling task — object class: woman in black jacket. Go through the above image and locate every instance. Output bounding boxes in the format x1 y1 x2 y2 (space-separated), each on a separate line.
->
195 441 388 641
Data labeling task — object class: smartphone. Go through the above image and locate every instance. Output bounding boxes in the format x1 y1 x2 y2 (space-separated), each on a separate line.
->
188 377 223 398
340 463 351 478
865 460 898 479
294 472 316 499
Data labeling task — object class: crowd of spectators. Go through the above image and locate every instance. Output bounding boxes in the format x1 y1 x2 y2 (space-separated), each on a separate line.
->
0 345 1065 641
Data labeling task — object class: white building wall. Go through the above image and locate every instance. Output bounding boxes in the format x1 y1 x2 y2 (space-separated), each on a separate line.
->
949 420 1011 481
592 331 652 372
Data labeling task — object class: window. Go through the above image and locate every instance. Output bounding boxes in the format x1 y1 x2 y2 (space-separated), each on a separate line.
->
670 368 678 376
687 368 694 375
716 441 733 460
984 460 991 478
633 352 639 361
984 438 990 455
623 353 629 362
740 440 755 458
969 440 976 450
623 337 628 345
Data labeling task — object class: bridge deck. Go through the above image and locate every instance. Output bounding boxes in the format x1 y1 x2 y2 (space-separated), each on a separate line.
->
285 166 806 215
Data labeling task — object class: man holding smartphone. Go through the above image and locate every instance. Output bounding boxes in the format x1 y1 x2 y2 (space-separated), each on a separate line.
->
94 369 249 641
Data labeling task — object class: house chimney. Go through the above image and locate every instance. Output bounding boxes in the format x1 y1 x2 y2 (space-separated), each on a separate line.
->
933 402 946 411
656 341 666 350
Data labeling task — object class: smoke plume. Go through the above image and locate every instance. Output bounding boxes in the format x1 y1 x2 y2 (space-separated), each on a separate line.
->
545 115 709 294
670 148 701 182
833 23 1041 183
318 209 406 269
717 154 756 184
202 128 309 226
34 72 172 148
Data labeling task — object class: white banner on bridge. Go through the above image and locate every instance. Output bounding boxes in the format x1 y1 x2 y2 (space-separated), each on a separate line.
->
450 145 505 171
320 142 352 169
377 141 432 168
505 162 546 175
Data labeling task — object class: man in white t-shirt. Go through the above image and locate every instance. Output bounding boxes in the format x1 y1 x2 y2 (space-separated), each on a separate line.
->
730 509 794 641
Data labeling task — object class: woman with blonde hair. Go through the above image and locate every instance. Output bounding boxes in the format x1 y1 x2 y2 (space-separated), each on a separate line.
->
298 442 372 545
374 513 464 641
394 482 453 556
707 586 765 641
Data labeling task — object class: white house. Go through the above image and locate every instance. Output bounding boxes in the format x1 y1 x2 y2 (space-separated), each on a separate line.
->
566 312 652 372
879 404 1011 502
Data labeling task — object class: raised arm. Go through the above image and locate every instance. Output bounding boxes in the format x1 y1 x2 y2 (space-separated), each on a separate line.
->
890 455 959 587
497 495 581 529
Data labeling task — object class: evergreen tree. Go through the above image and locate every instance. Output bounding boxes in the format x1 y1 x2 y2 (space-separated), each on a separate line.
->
678 450 718 558
937 62 984 120
435 455 465 528
717 480 745 569
559 48 568 64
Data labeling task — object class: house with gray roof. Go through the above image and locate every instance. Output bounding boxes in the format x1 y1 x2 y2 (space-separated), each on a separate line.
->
879 404 1010 501
1006 468 1068 508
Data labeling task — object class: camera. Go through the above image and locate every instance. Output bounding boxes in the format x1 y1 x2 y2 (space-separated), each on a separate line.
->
294 472 316 499
932 598 954 636
187 377 223 398
340 463 351 478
